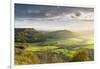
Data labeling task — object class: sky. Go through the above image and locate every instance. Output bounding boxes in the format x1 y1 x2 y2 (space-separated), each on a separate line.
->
15 3 94 32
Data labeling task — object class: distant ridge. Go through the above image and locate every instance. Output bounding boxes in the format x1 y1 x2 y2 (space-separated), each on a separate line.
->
15 28 76 42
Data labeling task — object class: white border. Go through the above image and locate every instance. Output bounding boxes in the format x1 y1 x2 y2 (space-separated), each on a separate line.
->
14 0 95 8
11 0 14 69
0 0 10 69
11 0 95 69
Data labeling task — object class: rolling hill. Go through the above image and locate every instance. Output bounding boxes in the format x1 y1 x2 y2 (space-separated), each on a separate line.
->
15 28 76 42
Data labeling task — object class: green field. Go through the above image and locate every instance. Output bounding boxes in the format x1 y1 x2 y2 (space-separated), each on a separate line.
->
15 36 94 65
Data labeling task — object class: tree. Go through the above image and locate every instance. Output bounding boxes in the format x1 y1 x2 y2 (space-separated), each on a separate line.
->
70 49 90 62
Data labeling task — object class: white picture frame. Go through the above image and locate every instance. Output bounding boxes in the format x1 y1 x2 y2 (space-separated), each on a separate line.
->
10 0 95 69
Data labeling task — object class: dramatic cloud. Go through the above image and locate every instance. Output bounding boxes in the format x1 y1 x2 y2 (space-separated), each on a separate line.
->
15 4 94 32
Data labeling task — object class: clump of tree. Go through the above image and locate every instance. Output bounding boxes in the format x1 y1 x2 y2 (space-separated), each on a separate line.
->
15 43 29 55
15 28 48 43
36 49 68 63
15 49 68 64
70 48 93 62
15 51 40 65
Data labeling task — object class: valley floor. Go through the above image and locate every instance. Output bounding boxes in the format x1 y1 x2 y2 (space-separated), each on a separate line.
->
15 38 94 65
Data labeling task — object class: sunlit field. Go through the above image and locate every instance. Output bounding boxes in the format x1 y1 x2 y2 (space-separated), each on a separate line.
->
15 28 94 65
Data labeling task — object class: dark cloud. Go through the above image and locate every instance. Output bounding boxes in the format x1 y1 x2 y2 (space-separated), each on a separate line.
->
15 3 94 19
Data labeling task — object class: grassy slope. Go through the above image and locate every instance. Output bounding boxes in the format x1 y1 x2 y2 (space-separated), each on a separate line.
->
15 37 94 65
15 28 94 65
